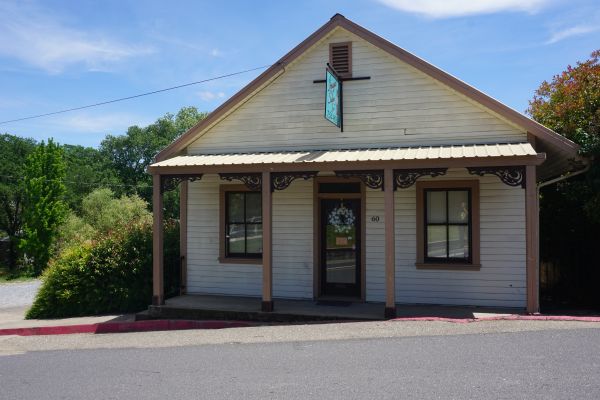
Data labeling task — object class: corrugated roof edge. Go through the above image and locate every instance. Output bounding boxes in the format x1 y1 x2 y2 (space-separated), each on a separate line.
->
153 14 579 164
150 143 540 168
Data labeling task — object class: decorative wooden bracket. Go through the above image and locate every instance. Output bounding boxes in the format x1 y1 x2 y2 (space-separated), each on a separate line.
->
271 171 318 191
466 166 526 188
160 174 203 193
335 170 384 190
393 168 447 190
219 173 262 190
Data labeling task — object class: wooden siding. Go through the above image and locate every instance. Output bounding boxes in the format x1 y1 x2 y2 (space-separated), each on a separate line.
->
187 175 262 296
187 28 526 154
366 169 526 308
187 170 526 307
272 179 313 299
365 189 385 302
187 175 313 299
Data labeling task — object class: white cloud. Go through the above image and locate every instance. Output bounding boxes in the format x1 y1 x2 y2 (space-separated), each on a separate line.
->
0 2 154 74
51 112 152 134
210 48 224 57
545 24 600 44
376 0 549 18
198 91 226 101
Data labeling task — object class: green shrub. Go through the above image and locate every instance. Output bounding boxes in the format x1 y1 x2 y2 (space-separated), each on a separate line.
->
54 189 152 260
55 213 96 252
81 188 151 234
26 220 179 319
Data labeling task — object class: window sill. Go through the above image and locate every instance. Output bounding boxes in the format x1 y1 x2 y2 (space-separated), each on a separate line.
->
218 257 262 265
415 263 481 271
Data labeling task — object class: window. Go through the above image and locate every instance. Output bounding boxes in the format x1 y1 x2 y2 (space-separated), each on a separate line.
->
220 186 262 262
416 181 480 269
329 42 352 78
425 189 470 262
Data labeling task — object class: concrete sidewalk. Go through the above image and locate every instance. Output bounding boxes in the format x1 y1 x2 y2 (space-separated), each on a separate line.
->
0 280 135 331
0 301 249 336
2 304 599 337
0 279 136 333
1 285 599 337
0 306 135 330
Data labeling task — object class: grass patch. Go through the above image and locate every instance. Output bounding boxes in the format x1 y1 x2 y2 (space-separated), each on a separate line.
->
0 267 36 283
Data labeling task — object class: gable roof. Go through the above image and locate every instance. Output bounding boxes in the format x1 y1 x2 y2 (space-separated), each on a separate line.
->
155 13 578 163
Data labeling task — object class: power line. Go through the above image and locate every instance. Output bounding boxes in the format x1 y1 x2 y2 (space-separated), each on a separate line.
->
0 64 274 125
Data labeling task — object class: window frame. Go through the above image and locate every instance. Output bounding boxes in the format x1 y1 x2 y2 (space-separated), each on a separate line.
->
416 180 480 271
219 185 262 265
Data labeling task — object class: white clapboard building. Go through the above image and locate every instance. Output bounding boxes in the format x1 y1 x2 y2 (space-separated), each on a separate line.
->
148 14 581 318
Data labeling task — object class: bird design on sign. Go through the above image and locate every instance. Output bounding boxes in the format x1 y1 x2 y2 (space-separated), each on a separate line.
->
328 80 338 107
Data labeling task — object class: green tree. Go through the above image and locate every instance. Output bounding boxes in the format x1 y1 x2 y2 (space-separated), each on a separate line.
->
100 106 206 204
528 50 600 141
20 139 67 275
527 49 600 308
528 49 600 222
0 134 36 270
62 144 120 211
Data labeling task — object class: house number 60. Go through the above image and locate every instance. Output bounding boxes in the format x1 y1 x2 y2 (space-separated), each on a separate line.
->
371 216 380 222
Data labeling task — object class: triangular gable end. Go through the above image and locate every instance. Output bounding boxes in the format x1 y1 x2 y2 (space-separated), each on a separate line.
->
155 14 578 163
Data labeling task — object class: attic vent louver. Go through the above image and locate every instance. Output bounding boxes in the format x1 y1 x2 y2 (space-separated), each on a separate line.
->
329 42 352 77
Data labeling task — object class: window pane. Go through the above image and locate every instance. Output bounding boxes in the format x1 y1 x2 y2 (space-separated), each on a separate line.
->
448 190 469 223
245 193 262 223
427 191 446 223
227 193 244 223
227 224 245 254
246 224 263 254
449 225 469 259
427 225 447 258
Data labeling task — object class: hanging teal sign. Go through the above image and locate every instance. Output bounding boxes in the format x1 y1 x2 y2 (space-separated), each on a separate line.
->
324 66 342 130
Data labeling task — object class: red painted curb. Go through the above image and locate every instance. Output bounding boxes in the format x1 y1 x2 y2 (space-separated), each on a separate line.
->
0 319 255 337
391 315 600 323
3 315 599 336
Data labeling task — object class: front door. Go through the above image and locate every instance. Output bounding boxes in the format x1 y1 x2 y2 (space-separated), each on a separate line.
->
320 198 361 297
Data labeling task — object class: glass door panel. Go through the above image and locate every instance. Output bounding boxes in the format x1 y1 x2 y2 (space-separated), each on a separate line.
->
321 198 361 297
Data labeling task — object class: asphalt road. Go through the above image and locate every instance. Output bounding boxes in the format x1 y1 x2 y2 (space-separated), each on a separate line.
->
1 327 599 399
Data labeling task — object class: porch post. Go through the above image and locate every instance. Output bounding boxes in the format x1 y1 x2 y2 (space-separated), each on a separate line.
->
152 174 164 305
179 180 188 295
525 165 539 313
384 168 396 318
261 171 273 312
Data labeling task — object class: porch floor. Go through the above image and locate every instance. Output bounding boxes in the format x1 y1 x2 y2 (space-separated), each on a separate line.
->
145 294 519 322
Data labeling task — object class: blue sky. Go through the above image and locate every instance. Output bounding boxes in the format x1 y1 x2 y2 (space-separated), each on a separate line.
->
1 0 599 148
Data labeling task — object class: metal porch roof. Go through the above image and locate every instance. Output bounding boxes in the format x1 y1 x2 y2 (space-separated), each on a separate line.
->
151 143 537 168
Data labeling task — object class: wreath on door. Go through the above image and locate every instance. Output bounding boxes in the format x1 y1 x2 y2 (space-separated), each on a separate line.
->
328 204 356 234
